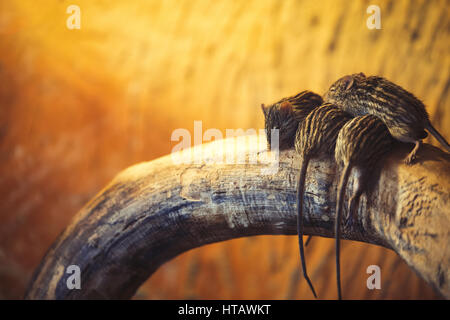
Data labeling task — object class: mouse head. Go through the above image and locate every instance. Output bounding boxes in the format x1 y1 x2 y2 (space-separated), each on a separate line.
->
324 73 366 104
261 100 298 150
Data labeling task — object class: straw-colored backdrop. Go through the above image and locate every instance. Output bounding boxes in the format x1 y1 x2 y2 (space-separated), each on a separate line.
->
0 0 448 299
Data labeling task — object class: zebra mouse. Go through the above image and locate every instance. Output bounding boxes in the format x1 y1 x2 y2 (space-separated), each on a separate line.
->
261 90 323 150
324 73 450 164
334 114 395 300
294 103 352 298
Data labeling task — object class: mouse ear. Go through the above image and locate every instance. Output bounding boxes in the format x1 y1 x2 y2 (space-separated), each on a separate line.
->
342 75 355 91
261 103 267 115
280 101 293 112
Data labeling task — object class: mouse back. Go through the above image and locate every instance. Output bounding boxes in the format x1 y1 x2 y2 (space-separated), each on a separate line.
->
325 74 430 141
295 103 352 157
335 114 395 168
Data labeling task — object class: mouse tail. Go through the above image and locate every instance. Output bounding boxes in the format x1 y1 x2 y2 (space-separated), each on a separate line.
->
297 156 317 298
336 163 352 300
305 235 313 247
426 123 450 152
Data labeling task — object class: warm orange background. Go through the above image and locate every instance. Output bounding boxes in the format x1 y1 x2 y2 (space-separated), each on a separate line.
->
0 0 448 299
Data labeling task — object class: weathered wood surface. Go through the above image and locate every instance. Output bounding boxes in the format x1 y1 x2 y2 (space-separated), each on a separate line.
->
25 135 450 299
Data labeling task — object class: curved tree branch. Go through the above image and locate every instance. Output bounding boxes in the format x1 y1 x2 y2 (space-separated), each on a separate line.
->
25 135 450 299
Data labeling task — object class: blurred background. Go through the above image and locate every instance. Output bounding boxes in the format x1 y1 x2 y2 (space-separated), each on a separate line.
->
0 0 448 299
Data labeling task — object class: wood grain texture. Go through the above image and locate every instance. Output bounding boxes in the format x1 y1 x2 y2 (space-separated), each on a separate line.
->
25 135 450 299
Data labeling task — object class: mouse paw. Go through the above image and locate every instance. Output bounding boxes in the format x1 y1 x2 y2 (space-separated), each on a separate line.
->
404 153 416 165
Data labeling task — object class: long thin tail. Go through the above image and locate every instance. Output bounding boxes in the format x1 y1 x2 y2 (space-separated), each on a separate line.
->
305 235 313 247
297 156 317 298
335 163 352 300
427 123 450 152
